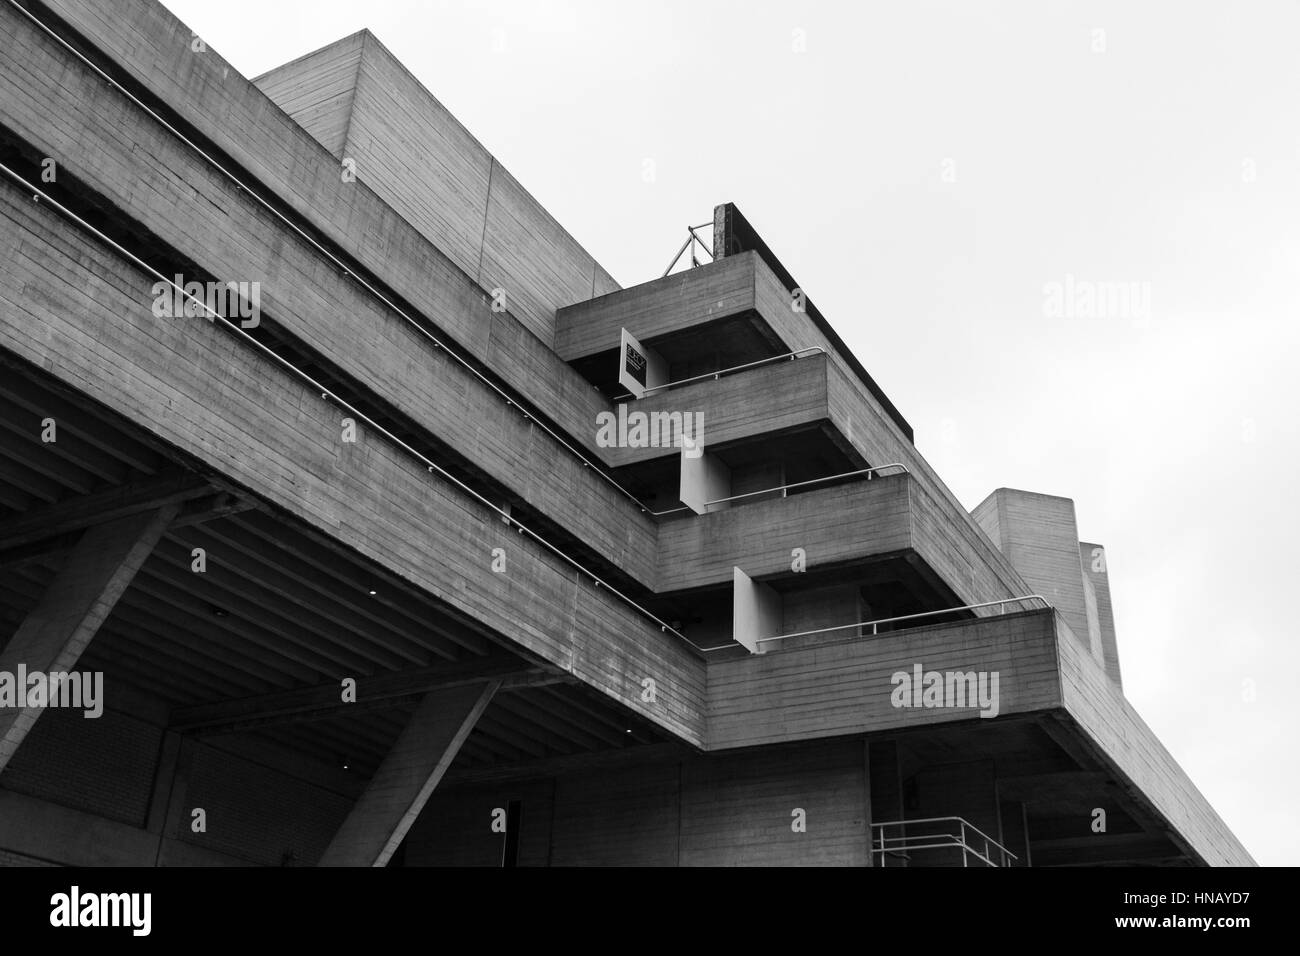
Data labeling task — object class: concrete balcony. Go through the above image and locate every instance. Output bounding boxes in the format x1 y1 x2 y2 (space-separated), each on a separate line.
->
708 608 1060 747
602 352 833 469
582 336 1025 626
555 253 762 363
706 606 1255 867
656 474 913 593
556 250 912 445
653 468 1026 625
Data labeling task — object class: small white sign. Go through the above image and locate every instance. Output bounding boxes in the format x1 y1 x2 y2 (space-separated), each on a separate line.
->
618 328 666 399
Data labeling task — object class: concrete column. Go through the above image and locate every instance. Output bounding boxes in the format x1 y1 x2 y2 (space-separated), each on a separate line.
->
147 731 198 866
0 505 177 774
868 740 903 867
318 680 499 867
998 799 1032 867
862 740 874 867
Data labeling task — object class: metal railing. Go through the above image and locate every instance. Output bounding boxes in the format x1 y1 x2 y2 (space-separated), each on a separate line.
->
873 817 1019 867
695 594 1049 655
612 347 826 401
647 462 909 517
750 594 1051 649
662 221 715 277
705 463 908 507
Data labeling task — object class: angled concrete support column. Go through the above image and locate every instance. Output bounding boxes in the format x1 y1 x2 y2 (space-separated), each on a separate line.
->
318 680 500 867
0 504 177 775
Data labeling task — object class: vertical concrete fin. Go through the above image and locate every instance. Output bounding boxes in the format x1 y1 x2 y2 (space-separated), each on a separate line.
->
971 489 1093 654
680 444 730 515
1080 541 1122 688
733 567 782 655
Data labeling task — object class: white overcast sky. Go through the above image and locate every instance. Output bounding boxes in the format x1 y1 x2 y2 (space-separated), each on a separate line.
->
161 0 1299 866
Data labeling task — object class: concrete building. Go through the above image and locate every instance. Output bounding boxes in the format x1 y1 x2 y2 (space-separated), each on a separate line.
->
0 0 1252 866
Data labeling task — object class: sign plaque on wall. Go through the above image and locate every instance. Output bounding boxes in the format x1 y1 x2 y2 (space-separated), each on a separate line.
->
617 328 665 399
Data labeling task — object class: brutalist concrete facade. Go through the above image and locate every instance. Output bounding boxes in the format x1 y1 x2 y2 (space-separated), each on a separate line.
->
0 0 1252 866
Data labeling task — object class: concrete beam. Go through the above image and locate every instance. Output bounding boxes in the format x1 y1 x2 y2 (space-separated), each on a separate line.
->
172 491 260 529
0 472 208 549
0 787 245 866
0 504 178 773
170 657 563 735
0 531 83 571
441 740 690 788
995 770 1110 800
1030 833 1181 867
318 681 499 866
0 491 254 570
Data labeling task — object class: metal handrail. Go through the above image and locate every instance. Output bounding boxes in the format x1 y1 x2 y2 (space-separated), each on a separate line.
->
613 347 827 401
5 1 651 515
873 816 1018 868
704 463 907 506
645 462 909 517
751 594 1051 647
